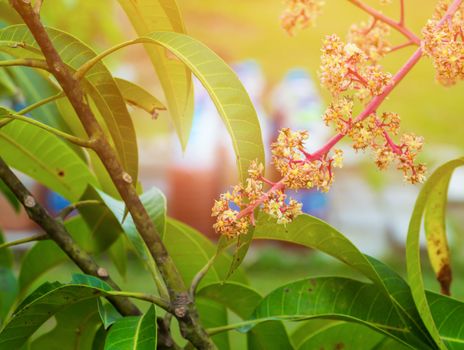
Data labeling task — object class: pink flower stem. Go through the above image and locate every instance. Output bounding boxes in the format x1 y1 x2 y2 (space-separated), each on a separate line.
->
236 179 285 220
400 0 405 26
347 0 420 45
383 130 402 155
307 0 463 161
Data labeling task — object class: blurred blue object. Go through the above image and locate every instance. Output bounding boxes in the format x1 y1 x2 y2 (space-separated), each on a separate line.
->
46 191 70 215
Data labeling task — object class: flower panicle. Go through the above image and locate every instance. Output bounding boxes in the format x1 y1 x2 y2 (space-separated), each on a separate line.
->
281 0 325 35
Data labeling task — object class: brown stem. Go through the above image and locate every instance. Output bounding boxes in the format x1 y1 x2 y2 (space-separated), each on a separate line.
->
0 156 140 316
9 1 214 348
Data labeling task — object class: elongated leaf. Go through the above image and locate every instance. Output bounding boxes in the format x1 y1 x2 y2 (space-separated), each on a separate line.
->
114 78 166 116
253 213 434 348
0 228 12 268
18 216 112 293
246 277 428 349
108 236 127 278
0 25 139 183
30 299 101 350
165 219 248 287
197 281 291 349
0 267 17 325
134 32 265 183
104 306 156 350
427 291 464 349
406 157 464 349
0 276 112 349
0 64 15 95
0 178 20 213
424 174 452 295
117 0 193 148
97 298 122 330
226 227 254 279
0 111 98 201
196 298 230 350
297 322 385 350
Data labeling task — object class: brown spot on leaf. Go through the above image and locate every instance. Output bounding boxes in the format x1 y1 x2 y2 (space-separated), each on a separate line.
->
437 263 452 296
58 170 65 177
335 343 345 350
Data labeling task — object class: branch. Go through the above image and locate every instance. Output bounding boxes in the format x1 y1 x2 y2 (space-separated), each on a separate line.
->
106 291 170 311
58 199 101 220
347 0 420 45
0 156 141 317
0 58 49 70
0 233 47 249
10 1 214 348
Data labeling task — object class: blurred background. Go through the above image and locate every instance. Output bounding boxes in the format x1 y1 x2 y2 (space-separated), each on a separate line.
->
1 0 464 297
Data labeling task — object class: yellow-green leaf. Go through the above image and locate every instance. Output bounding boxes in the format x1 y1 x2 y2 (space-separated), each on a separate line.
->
0 25 139 183
117 0 193 149
115 77 166 117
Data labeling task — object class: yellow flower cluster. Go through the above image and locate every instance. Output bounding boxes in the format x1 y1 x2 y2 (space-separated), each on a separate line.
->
281 0 325 36
211 160 303 237
422 1 464 86
320 34 392 99
347 19 392 63
271 128 343 192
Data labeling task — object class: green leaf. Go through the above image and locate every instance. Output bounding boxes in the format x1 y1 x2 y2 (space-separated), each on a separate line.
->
427 291 464 349
108 236 127 279
424 174 452 295
225 226 254 280
29 299 102 350
0 277 113 349
0 228 13 268
0 64 16 95
97 298 122 330
136 32 265 183
197 282 261 319
253 213 435 348
197 282 291 349
297 322 385 350
0 25 139 183
117 0 193 149
104 305 156 350
114 78 166 117
0 267 18 325
0 178 20 213
246 277 428 349
406 157 464 349
196 298 230 350
18 216 112 294
165 219 248 287
0 113 98 202
18 240 67 294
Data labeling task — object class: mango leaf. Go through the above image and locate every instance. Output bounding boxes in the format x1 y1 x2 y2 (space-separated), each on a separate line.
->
424 174 452 295
97 187 166 276
406 157 464 349
225 226 254 280
134 32 265 183
427 291 464 349
0 63 15 95
0 178 20 213
297 322 385 350
0 25 139 183
196 298 230 350
108 236 127 279
30 299 101 350
0 228 13 268
165 219 248 287
0 276 112 349
253 212 434 348
0 111 98 201
92 325 107 350
104 305 156 350
114 78 166 117
0 267 17 325
97 298 122 330
197 281 292 349
18 216 113 294
117 0 193 148
18 240 67 294
243 277 428 349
